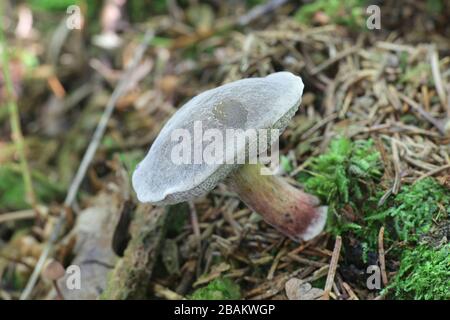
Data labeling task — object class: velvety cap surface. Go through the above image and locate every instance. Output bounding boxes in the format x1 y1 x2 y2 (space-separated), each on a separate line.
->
132 72 304 205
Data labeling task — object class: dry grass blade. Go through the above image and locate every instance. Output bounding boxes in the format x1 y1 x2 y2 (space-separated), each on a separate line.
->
0 209 36 224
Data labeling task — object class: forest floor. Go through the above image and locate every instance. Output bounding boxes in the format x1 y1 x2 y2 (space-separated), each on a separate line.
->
0 0 449 300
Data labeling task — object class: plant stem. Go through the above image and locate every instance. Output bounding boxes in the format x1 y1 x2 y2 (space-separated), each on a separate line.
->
0 7 37 212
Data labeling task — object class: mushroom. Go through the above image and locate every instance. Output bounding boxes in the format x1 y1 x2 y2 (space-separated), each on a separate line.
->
42 259 65 299
132 72 327 241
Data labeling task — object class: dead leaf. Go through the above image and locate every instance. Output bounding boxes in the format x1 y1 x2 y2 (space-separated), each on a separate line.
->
285 278 324 300
57 188 126 299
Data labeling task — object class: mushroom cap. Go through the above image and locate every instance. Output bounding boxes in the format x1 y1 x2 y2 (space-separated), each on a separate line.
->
42 259 65 281
132 72 304 205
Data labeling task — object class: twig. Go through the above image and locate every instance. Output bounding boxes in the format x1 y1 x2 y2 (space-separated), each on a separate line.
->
377 187 393 207
415 164 450 183
378 227 388 287
237 0 289 26
267 248 286 280
248 265 328 300
221 200 242 236
188 201 201 245
429 47 447 112
310 46 360 75
375 41 415 54
188 200 203 278
19 30 154 300
342 282 359 300
391 137 402 194
398 92 446 135
0 209 36 224
300 113 338 140
322 236 342 300
153 283 185 300
286 253 327 268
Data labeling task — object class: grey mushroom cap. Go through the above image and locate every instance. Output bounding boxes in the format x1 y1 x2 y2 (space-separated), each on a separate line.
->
132 72 304 205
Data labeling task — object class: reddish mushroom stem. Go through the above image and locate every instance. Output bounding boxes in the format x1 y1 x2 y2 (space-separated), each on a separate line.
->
228 163 327 242
53 280 64 300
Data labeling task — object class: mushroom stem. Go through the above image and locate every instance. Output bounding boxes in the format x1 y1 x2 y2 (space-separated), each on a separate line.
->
53 280 64 300
228 163 327 242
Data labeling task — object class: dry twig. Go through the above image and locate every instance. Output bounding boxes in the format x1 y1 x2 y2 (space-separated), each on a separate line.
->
322 236 342 300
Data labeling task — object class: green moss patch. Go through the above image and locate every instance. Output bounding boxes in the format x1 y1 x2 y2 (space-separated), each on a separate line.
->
386 243 450 300
190 277 241 300
364 178 450 244
298 137 383 234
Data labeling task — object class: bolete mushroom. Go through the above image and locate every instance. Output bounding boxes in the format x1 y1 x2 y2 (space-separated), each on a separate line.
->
132 72 327 241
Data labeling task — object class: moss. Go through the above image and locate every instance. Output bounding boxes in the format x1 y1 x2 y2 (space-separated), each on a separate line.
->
300 136 448 248
280 155 293 173
149 37 174 49
190 277 241 300
386 243 450 300
298 137 449 304
294 0 368 29
310 277 327 289
426 0 444 14
363 178 450 245
127 0 167 22
26 0 82 11
0 164 63 211
353 178 449 300
118 150 145 181
298 137 383 234
165 202 190 237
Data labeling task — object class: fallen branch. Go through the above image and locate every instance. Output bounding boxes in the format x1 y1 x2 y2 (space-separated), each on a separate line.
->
101 203 187 299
